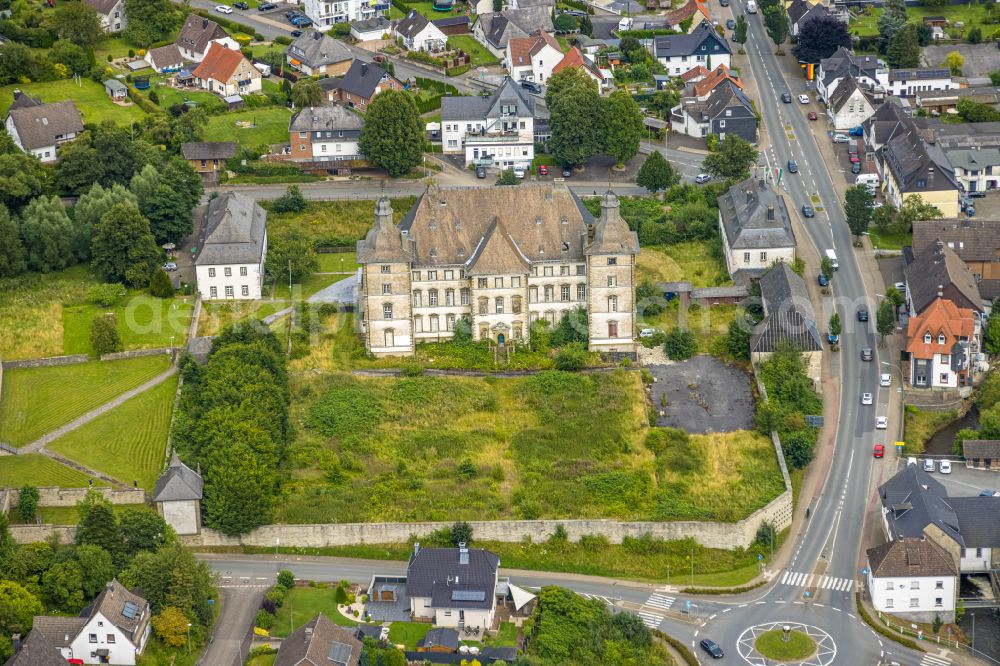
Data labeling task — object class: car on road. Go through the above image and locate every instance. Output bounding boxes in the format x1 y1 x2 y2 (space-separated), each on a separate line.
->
851 161 862 174
162 262 177 271
233 1 248 7
699 639 724 659
476 166 486 179
894 281 906 293
808 111 817 120
880 373 891 387
290 29 303 37
258 2 277 9
876 416 888 429
873 443 885 458
801 204 814 218
561 167 572 177
861 348 873 361
833 133 849 143
781 92 792 103
538 165 548 176
695 173 711 184
940 460 952 474
979 489 1000 497
787 159 798 173
798 94 810 104
857 306 869 322
861 392 873 405
215 4 233 12
720 0 728 5
513 167 525 179
923 458 936 472
726 18 735 29
827 331 839 344
817 272 828 286
849 154 860 164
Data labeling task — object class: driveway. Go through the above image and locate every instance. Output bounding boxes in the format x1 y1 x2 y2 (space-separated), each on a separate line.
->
199 585 265 666
647 355 756 433
310 272 359 304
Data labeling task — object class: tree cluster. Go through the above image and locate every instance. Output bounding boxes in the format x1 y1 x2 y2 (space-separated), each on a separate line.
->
792 15 852 63
756 342 822 469
358 89 425 178
583 184 723 247
171 324 291 535
870 195 941 236
701 134 758 181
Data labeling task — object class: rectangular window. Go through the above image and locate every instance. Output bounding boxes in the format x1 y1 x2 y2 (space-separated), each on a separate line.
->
208 268 216 277
382 284 391 294
544 266 553 277
560 265 569 276
935 598 943 607
445 270 453 280
608 276 617 287
531 266 538 277
609 296 618 312
760 251 767 262
976 548 983 557
240 266 247 276
413 271 421 281
89 635 98 643
909 598 918 608
608 258 617 265
383 304 393 319
430 315 439 332
210 286 217 298
224 267 232 277
936 581 944 589
225 286 234 297
886 582 894 590
429 291 438 306
744 252 751 264
529 287 538 303
512 297 521 314
910 581 919 590
608 321 618 338
241 285 249 297
495 277 503 288
461 289 470 305
495 297 504 314
106 635 115 644
413 292 422 307
512 276 521 288
445 290 454 306
428 271 437 280
561 285 570 301
415 316 423 332
478 277 488 288
577 284 586 300
577 265 586 276
381 265 390 273
447 314 455 330
544 286 553 302
885 599 893 608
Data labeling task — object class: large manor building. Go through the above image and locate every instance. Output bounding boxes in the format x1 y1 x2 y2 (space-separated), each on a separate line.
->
356 183 640 357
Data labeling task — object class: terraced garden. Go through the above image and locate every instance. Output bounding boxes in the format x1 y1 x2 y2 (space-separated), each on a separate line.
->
0 355 171 446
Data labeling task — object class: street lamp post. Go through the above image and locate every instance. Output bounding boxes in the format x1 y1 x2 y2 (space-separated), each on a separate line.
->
186 623 192 652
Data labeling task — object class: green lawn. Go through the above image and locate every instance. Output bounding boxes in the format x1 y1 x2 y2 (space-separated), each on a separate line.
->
140 77 222 111
755 629 816 660
387 622 432 651
62 296 194 355
270 272 349 300
486 622 519 648
203 107 293 149
263 198 416 247
47 377 179 489
0 453 107 489
198 300 290 336
269 587 358 638
315 252 358 273
447 35 499 66
11 503 154 525
868 229 911 251
246 654 276 666
0 355 171 447
94 37 136 62
0 79 148 126
849 4 991 37
636 242 732 288
642 302 739 354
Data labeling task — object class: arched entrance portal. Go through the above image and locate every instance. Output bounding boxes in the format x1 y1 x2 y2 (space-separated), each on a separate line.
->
497 333 506 346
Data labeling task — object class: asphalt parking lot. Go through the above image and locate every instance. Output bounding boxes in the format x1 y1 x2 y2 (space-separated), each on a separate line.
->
647 355 756 434
902 457 1000 497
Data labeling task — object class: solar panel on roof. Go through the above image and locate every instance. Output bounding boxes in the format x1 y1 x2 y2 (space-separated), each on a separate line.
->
328 641 352 665
451 590 486 602
122 602 138 620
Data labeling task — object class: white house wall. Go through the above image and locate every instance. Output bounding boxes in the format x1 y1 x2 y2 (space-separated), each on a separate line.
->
195 259 265 301
69 611 149 665
866 572 956 623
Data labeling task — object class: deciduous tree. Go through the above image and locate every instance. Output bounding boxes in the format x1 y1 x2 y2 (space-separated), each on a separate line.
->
829 312 841 338
358 90 424 178
75 544 116 598
41 560 84 612
701 134 757 180
123 0 180 47
272 185 306 213
763 5 789 47
887 23 920 68
50 39 91 74
664 328 696 360
602 89 643 166
0 151 51 212
546 68 604 166
91 203 160 287
0 580 43 661
0 204 26 277
291 79 323 107
877 0 907 53
16 486 38 523
51 2 104 48
148 268 174 298
77 493 127 563
495 169 519 185
119 508 169 556
876 299 895 343
792 15 852 63
73 183 138 262
734 14 747 43
636 151 677 193
202 442 275 536
844 185 873 238
265 230 318 284
19 195 74 273
152 606 189 647
942 50 964 76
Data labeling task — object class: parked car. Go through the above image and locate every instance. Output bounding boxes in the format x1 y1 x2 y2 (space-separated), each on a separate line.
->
639 328 659 338
694 173 711 184
290 29 303 37
233 1 248 8
923 458 936 472
808 111 817 120
521 80 542 94
848 125 865 136
979 489 1000 497
861 348 873 361
861 392 873 405
561 167 572 177
849 154 860 164
880 373 891 387
873 443 884 458
787 159 798 173
162 262 177 271
726 18 735 29
857 306 869 322
818 272 828 286
940 460 952 473
720 0 729 5
801 204 814 218
894 281 906 293
699 639 724 659
833 133 849 143
781 92 792 103
798 94 810 104
513 167 525 179
538 165 548 176
851 161 862 174
876 416 887 429
215 4 233 12
284 9 300 18
258 2 277 9
290 15 312 26
476 166 486 179
827 331 839 344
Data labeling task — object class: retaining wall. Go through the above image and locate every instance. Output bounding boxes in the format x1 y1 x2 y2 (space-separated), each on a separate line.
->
3 486 146 508
100 348 171 362
1 354 89 369
11 524 77 544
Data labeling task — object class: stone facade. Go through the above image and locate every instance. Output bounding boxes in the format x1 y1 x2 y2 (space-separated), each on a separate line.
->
3 486 146 508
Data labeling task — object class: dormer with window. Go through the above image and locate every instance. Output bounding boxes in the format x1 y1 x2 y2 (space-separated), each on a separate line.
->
924 332 932 344
937 333 945 345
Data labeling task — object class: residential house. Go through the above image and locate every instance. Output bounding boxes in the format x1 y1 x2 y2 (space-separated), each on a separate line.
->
5 630 68 666
441 77 536 170
4 94 83 163
474 7 554 58
194 192 268 301
816 46 887 105
286 29 353 76
915 86 1000 116
192 42 263 97
274 614 362 666
551 47 611 93
288 105 364 162
416 628 460 652
355 183 639 355
84 0 125 32
905 295 977 389
751 262 822 387
406 544 501 629
879 462 1000 573
395 10 447 52
865 538 959 623
665 0 711 32
904 240 983 316
826 73 878 131
104 78 128 101
861 97 924 157
303 0 388 32
175 15 238 63
930 122 1000 195
504 28 562 84
717 177 795 281
152 452 204 536
671 79 756 144
432 15 470 36
886 68 956 98
653 21 731 75
912 219 1000 300
181 141 237 174
962 439 1000 471
881 119 959 218
144 44 186 73
32 580 151 665
350 15 392 41
679 64 710 84
319 59 400 111
786 0 832 37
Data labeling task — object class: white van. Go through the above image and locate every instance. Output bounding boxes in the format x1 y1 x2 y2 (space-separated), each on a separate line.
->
856 174 880 187
825 249 839 271
746 0 757 12
618 17 633 31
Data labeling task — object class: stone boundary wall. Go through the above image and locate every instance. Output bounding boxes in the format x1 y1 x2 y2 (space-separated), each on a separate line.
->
11 524 77 544
2 486 146 509
1 354 89 370
100 348 171 362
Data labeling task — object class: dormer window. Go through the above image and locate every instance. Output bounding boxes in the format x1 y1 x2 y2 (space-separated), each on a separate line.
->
938 334 945 344
924 332 931 344
917 179 926 187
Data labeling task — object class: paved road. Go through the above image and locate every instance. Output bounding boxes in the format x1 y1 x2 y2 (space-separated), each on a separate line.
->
199 586 265 666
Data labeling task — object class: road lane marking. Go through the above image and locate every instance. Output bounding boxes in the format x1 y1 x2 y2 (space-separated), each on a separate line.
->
637 611 664 628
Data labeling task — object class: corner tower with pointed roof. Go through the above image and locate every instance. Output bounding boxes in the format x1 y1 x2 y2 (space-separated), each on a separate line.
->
357 194 415 356
153 452 204 535
585 190 640 357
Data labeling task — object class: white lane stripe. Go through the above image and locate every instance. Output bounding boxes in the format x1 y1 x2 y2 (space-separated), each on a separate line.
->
921 656 951 666
781 571 791 584
820 576 830 589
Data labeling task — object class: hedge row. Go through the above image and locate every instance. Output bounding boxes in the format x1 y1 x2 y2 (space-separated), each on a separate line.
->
127 85 162 115
447 64 472 77
681 580 766 595
560 0 595 14
854 593 922 652
415 76 459 96
652 629 698 666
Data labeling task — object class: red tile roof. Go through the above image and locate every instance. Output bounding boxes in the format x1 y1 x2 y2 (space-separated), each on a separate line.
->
692 64 742 97
192 42 249 83
680 65 710 82
553 47 600 79
507 29 561 67
905 296 975 357
667 0 710 27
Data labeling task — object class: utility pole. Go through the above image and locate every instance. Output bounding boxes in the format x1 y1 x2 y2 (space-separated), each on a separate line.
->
690 546 694 585
287 260 293 356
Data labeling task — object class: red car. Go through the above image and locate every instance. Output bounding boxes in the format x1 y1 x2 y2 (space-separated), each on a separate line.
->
873 444 885 458
850 155 860 164
808 111 817 120
538 165 548 175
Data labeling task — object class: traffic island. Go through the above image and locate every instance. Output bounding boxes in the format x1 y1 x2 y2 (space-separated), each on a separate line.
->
754 627 817 661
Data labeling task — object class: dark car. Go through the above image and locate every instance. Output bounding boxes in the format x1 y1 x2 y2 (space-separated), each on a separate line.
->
857 306 869 322
980 489 999 496
700 639 724 659
476 166 486 179
284 9 301 18
861 348 873 361
258 2 276 9
801 204 814 218
521 80 542 94
781 91 792 103
720 0 729 5
851 161 862 174
290 29 303 37
787 159 798 173
726 18 735 29
290 15 312 26
818 273 828 286
233 1 248 7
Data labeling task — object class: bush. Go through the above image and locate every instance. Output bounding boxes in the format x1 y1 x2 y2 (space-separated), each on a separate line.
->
255 609 274 629
17 485 39 522
855 593 920 651
260 598 276 615
265 586 286 607
663 328 696 360
273 35 292 45
91 314 123 355
277 569 295 589
88 282 127 306
148 269 174 298
272 185 307 213
554 342 588 371
450 520 473 546
334 584 349 605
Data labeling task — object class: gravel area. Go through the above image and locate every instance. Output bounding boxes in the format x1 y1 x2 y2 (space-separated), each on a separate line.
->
647 355 756 434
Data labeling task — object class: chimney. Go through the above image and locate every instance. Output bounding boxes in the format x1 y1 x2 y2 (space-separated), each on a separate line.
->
766 205 775 221
361 63 368 76
304 627 313 643
11 634 20 655
938 285 944 298
202 18 208 29
414 542 420 555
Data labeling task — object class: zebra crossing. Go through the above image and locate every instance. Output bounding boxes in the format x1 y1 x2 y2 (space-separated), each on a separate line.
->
644 593 676 611
779 570 854 592
635 593 675 628
919 654 951 666
636 611 664 628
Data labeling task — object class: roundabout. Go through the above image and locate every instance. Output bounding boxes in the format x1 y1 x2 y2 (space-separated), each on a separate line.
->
736 622 837 665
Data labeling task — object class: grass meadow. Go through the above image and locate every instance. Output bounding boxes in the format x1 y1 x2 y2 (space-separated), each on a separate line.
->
263 198 416 247
0 80 149 126
635 242 732 288
47 376 179 489
203 107 294 149
62 297 194 355
198 300 290 336
0 265 94 360
0 355 171 446
269 586 358 637
0 453 106 488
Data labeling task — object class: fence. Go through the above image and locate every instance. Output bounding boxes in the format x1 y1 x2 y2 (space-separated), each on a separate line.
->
874 609 1000 665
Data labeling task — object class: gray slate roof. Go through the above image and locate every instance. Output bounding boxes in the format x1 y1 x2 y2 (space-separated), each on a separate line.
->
701 80 754 121
396 10 434 39
195 192 267 266
84 0 120 15
147 43 185 70
286 29 352 69
478 7 553 49
828 74 874 115
904 240 982 314
654 20 731 59
879 463 963 546
962 439 1000 460
751 262 822 354
8 90 41 111
882 118 958 195
181 141 237 160
30 616 88 648
718 177 795 251
819 46 880 89
945 147 1000 174
91 580 150 646
912 218 1000 263
931 121 1000 150
862 97 927 150
352 16 391 34
946 497 1000 548
5 629 67 666
289 105 364 134
406 546 500 610
337 59 393 99
176 14 228 55
6 100 83 151
441 76 534 121
420 628 460 650
153 452 204 502
275 614 361 666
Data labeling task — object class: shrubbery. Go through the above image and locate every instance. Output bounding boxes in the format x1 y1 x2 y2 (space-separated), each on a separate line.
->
757 344 822 468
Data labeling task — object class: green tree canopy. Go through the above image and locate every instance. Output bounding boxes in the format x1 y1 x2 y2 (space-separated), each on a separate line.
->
0 203 26 277
119 508 169 556
734 14 748 43
603 89 643 166
791 14 851 63
42 559 85 612
91 203 160 287
74 544 117 598
877 0 907 53
50 39 91 74
266 229 319 283
16 486 38 523
0 580 43 661
636 151 677 193
50 1 104 48
76 493 127 563
0 150 51 212
19 195 74 273
701 134 757 180
291 79 324 107
876 299 895 342
844 185 874 238
763 5 789 47
73 183 138 262
546 68 604 166
887 23 920 68
358 90 424 178
123 0 181 46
